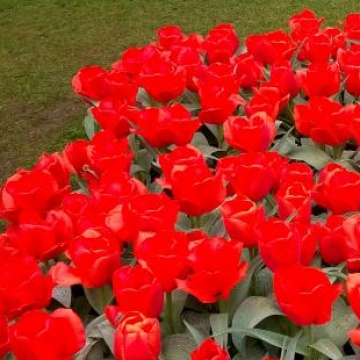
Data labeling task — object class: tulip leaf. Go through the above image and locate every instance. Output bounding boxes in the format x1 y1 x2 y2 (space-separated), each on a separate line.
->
98 320 115 354
162 334 197 360
172 290 188 333
87 341 107 360
183 319 207 345
254 268 273 297
281 144 331 170
216 328 308 356
86 315 107 338
84 114 96 140
283 330 303 360
313 298 358 347
310 339 344 360
228 256 263 319
232 296 283 353
74 338 98 360
210 313 229 347
84 285 114 315
52 286 71 308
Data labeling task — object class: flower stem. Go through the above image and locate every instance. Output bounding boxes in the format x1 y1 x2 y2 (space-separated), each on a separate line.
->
190 216 201 229
332 144 345 159
165 292 175 334
218 298 229 313
217 124 224 149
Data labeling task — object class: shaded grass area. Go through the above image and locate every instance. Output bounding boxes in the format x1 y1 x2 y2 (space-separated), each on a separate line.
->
1 0 360 182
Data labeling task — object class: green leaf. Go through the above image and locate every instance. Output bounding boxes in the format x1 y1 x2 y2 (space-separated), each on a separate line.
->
172 290 188 333
228 256 263 319
161 334 197 360
84 285 114 315
87 341 107 360
217 328 308 356
310 339 344 360
210 313 229 347
86 315 107 338
98 320 115 354
284 330 303 360
183 319 207 345
52 286 71 307
84 114 96 140
254 268 273 297
136 148 153 173
175 213 191 231
313 298 359 347
232 296 283 353
74 338 98 360
281 144 331 170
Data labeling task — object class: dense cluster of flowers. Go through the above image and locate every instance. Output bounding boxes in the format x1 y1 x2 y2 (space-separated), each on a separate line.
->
2 8 360 360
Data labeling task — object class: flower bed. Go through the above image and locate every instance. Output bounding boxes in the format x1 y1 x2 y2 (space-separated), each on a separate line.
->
1 8 360 360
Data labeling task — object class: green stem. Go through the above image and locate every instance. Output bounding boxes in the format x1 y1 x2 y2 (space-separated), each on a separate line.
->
190 216 201 229
217 124 224 149
218 298 229 313
332 144 345 159
165 292 174 334
249 247 258 261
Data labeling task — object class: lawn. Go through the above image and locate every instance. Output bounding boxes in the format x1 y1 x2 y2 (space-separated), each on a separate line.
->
1 0 360 182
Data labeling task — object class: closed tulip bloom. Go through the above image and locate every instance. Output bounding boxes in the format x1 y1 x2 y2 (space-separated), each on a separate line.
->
224 112 276 152
177 235 247 303
114 311 161 360
9 309 85 360
274 264 341 326
112 265 164 318
191 339 230 360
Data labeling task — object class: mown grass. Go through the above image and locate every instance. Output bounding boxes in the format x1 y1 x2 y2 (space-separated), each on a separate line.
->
1 0 360 182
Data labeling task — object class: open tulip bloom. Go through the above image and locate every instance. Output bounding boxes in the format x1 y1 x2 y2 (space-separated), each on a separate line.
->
4 8 360 360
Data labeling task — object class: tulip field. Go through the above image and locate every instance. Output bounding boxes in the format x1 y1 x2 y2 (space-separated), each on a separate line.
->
4 2 360 360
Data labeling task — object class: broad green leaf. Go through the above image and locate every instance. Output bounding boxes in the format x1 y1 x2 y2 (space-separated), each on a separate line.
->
271 126 295 152
74 338 98 360
86 315 107 338
218 328 308 356
162 334 197 360
136 148 153 173
313 298 358 347
84 285 114 315
210 313 229 347
172 290 188 333
284 330 303 360
254 268 273 297
202 208 222 233
87 341 107 360
98 320 115 354
84 114 96 140
52 286 71 307
310 339 344 360
176 213 191 231
184 319 207 345
182 311 210 345
281 145 331 170
232 296 283 352
228 256 263 319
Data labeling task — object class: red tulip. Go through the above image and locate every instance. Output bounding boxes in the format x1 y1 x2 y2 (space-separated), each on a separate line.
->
191 339 230 360
274 264 341 326
114 311 161 360
9 309 85 360
113 265 164 318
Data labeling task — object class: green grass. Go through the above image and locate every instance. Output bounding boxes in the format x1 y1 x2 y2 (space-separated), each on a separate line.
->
1 0 360 182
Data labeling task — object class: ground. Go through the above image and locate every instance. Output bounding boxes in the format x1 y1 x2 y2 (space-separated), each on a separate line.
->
1 0 359 182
